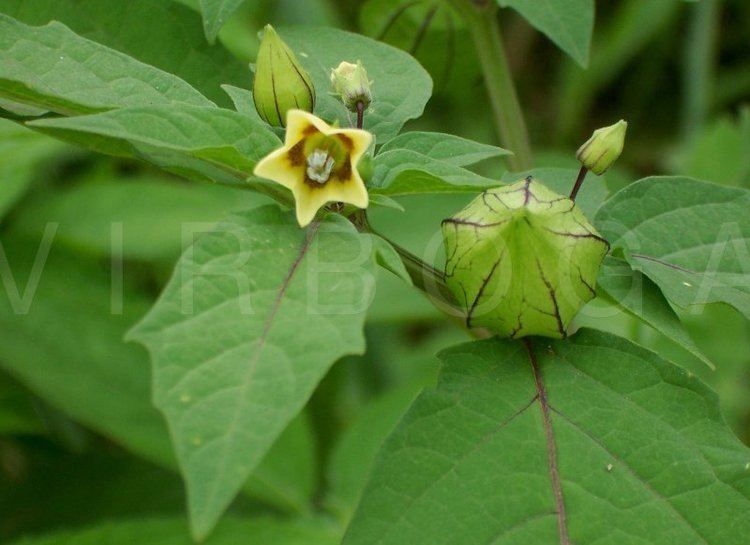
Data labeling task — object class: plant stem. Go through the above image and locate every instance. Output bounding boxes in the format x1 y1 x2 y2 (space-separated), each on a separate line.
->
569 166 588 201
356 101 364 129
353 211 459 311
448 0 533 170
681 0 721 141
390 240 459 309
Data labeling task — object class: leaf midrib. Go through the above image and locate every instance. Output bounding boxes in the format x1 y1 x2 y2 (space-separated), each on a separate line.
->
197 221 321 516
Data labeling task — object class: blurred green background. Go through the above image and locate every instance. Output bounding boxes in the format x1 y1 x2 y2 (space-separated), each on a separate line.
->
1 0 748 542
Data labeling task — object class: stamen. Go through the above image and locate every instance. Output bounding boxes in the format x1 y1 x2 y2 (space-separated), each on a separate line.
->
306 149 335 184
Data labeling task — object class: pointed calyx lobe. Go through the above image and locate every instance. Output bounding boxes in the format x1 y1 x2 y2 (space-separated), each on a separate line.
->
442 177 608 338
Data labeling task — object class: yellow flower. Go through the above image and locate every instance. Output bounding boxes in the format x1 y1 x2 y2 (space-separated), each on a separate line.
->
253 110 373 227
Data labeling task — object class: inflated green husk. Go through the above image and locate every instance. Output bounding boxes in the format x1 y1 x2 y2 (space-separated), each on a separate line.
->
252 25 315 127
442 177 608 338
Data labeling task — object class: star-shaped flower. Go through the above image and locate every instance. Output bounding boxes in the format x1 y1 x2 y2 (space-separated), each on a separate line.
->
253 109 373 226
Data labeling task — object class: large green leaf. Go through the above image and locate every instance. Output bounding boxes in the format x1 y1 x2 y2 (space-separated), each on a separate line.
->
595 176 750 319
379 131 510 167
0 238 174 466
344 330 750 545
1 450 189 541
0 0 246 108
326 384 422 522
221 84 262 120
0 14 213 115
0 119 64 218
129 205 379 539
8 516 341 545
28 105 280 186
371 149 497 195
596 256 712 368
0 373 43 436
278 27 432 143
199 0 246 43
13 177 258 262
0 236 318 515
497 0 594 67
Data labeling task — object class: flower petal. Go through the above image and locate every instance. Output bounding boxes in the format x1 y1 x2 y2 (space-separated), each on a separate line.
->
292 185 331 226
327 171 369 209
330 128 372 164
285 109 331 145
253 147 300 190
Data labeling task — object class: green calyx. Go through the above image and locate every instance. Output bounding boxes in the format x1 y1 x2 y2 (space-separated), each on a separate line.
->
253 24 316 127
442 177 609 339
577 120 627 175
330 60 372 112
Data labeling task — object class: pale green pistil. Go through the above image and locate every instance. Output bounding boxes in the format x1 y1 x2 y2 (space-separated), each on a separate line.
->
306 149 335 184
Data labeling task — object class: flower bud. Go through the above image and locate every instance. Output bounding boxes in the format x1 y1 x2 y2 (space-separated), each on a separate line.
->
253 25 315 127
576 120 627 175
330 60 372 112
442 177 608 339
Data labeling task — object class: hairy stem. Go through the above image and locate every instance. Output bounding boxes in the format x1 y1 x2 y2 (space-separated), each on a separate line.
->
448 0 532 170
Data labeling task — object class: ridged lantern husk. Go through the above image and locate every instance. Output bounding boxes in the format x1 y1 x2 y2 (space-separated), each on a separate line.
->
442 177 609 339
253 25 315 127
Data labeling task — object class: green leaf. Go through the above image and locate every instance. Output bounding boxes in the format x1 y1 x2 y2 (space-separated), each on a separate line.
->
13 177 259 262
28 105 280 186
0 236 319 515
379 131 510 167
497 0 594 67
128 205 378 539
221 84 262 120
278 26 432 143
0 14 214 115
199 0 246 43
371 149 498 195
502 167 609 219
0 0 247 108
244 412 318 515
0 119 64 218
597 256 713 369
0 373 44 436
326 384 421 522
370 235 412 285
8 516 341 545
344 330 750 545
0 238 175 466
595 176 750 319
368 193 406 212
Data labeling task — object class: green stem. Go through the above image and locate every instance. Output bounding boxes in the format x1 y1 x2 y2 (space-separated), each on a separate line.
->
391 240 459 308
353 211 494 338
353 211 459 310
681 0 721 141
448 0 532 170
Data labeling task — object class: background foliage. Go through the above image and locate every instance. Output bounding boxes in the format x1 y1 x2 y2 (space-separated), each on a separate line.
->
1 0 749 543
